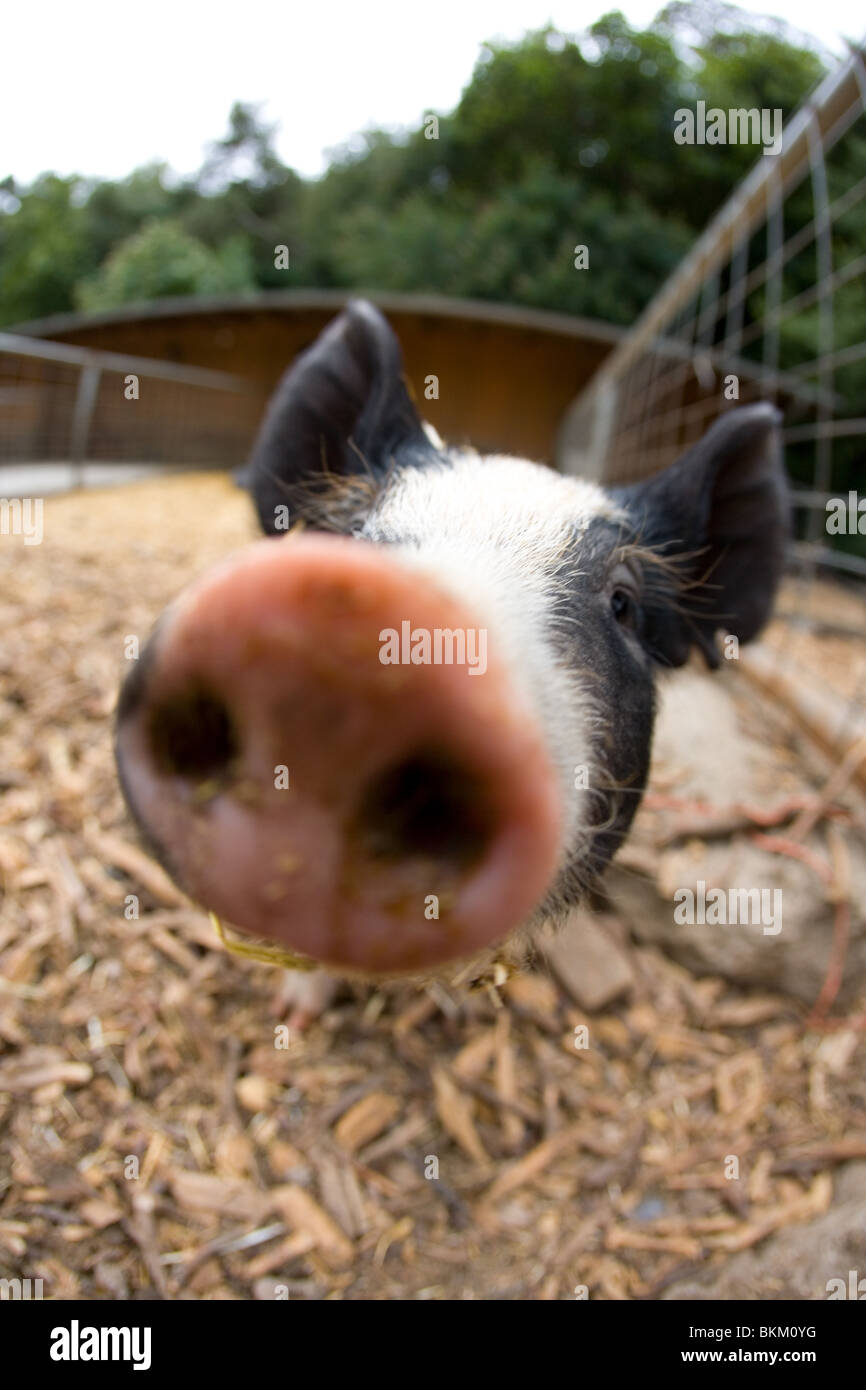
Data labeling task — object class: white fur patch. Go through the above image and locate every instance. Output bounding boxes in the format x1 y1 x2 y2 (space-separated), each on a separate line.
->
365 452 623 871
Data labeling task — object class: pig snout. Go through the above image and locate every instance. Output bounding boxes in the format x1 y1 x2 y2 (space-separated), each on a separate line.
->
115 533 563 974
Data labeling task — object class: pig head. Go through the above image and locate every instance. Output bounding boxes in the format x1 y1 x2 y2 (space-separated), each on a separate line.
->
115 301 788 977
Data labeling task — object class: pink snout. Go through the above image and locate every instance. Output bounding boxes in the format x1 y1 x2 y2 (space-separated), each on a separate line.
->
115 534 562 974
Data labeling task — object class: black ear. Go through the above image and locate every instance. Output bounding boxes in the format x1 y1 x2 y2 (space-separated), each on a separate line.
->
613 403 790 668
248 299 432 534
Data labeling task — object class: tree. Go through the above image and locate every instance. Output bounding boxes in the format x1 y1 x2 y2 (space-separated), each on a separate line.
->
0 13 832 325
183 102 308 289
75 218 254 312
0 175 94 324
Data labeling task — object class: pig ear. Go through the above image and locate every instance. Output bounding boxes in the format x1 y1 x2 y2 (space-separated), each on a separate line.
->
612 404 789 668
248 299 431 533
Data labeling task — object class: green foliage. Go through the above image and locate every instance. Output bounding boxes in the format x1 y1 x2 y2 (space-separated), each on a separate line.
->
321 158 693 326
674 31 824 212
0 18 832 329
80 164 182 269
442 19 685 211
295 12 824 298
0 175 93 323
75 218 255 312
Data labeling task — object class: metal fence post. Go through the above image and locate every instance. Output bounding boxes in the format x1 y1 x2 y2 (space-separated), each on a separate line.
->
69 361 102 487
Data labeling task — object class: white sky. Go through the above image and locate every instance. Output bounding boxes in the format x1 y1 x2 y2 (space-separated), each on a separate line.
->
3 1 863 186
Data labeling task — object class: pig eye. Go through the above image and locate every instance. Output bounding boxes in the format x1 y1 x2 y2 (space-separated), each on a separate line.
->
608 564 641 632
611 587 636 626
608 561 644 633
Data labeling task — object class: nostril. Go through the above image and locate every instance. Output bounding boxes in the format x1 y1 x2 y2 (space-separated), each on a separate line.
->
352 750 498 868
146 685 239 779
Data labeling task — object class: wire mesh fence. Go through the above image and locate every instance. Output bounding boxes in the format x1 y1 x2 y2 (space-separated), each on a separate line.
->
0 332 266 491
559 42 866 775
559 42 866 584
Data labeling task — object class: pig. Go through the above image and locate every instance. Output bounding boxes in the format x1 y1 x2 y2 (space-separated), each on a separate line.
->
115 300 788 1019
